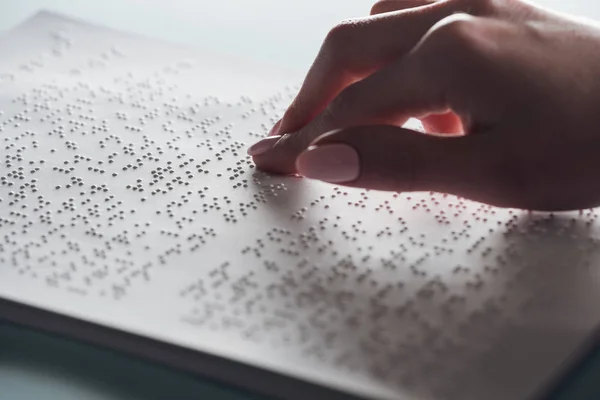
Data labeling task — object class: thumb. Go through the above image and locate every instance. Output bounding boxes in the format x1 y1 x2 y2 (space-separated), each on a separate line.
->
295 125 501 201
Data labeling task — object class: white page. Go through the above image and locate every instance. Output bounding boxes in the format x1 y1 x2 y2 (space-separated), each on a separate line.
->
1 11 600 400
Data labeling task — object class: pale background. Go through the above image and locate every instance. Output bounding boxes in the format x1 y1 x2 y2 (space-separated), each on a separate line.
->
2 0 600 73
1 0 600 399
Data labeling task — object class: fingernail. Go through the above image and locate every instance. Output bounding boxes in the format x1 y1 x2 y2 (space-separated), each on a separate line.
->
247 135 282 156
296 144 360 183
268 119 282 136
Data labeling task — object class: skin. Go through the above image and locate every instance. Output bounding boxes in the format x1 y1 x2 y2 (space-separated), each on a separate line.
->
248 0 600 211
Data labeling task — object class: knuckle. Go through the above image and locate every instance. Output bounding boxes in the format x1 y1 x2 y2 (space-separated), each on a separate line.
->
369 0 393 15
420 14 495 67
327 20 359 44
324 19 361 60
369 1 383 15
427 14 480 48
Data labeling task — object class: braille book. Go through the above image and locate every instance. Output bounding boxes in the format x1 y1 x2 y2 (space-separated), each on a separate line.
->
1 11 599 400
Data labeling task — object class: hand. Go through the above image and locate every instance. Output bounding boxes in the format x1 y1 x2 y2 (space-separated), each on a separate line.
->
248 0 600 211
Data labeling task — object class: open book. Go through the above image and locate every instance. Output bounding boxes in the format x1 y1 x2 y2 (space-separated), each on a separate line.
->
1 11 599 400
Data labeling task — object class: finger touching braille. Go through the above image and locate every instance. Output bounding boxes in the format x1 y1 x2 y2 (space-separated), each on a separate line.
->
251 48 448 174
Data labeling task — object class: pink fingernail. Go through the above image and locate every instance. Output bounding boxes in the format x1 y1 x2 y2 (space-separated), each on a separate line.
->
247 135 282 156
296 144 360 183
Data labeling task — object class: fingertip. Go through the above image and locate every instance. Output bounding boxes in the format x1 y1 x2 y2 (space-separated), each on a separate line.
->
251 133 299 175
252 153 296 175
247 135 282 156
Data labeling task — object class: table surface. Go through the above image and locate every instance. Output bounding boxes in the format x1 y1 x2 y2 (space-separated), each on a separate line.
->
1 1 600 399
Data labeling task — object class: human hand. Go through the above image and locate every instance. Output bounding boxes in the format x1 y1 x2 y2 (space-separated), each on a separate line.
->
248 0 600 211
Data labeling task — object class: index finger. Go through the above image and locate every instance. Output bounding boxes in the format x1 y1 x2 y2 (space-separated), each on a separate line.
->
275 0 478 136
